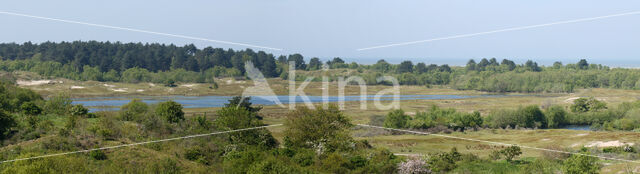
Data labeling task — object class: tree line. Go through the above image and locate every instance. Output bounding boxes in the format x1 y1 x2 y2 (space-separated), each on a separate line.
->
4 41 640 93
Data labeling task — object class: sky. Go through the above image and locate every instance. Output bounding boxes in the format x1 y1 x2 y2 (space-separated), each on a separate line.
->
1 1 639 66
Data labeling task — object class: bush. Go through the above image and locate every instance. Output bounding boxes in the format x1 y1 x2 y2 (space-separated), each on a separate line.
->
70 104 89 117
398 158 431 174
20 102 42 115
563 154 600 174
520 105 546 128
487 105 546 128
383 109 410 129
545 105 567 128
292 149 315 166
43 93 72 115
0 111 16 140
215 107 278 149
155 100 184 123
283 105 353 153
119 99 148 121
501 146 522 162
89 150 107 160
248 156 303 174
570 97 607 113
427 148 461 172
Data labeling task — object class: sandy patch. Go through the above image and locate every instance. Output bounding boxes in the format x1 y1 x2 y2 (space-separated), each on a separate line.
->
70 86 85 89
405 112 416 116
181 84 197 87
17 80 52 86
111 88 128 92
564 97 580 103
149 83 156 87
136 89 145 92
103 84 116 88
226 80 233 84
575 133 589 137
540 138 550 141
585 141 634 148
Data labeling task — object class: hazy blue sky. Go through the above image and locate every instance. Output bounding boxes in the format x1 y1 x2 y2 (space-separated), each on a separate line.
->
1 1 639 66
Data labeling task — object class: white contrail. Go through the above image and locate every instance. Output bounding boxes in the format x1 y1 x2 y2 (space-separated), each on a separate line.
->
0 124 283 164
0 11 283 51
357 11 640 51
357 124 640 163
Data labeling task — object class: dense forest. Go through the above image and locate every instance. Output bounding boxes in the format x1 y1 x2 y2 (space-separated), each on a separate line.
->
2 41 640 93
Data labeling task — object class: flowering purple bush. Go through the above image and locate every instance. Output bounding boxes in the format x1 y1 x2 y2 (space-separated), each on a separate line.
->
398 158 431 174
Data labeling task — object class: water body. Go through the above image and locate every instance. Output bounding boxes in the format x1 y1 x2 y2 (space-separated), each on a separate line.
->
559 125 592 131
73 94 505 112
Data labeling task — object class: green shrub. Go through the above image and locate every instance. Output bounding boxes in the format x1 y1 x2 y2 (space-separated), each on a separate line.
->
427 148 461 172
155 100 184 123
119 99 148 121
247 156 303 174
89 150 107 160
501 146 522 162
292 149 315 166
215 107 278 149
562 154 600 174
545 105 567 128
570 97 607 113
20 102 42 115
43 93 72 115
0 110 16 140
70 104 89 117
383 109 410 129
283 105 353 153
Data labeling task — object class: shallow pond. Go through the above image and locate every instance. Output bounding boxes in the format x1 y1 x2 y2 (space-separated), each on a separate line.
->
559 125 591 131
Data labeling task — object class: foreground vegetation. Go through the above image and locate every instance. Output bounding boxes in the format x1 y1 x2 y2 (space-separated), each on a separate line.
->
2 79 639 173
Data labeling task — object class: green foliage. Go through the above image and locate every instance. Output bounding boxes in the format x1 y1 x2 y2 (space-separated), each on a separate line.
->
214 107 277 149
20 102 42 115
69 104 89 117
0 110 16 140
570 97 607 113
247 156 304 174
487 105 547 128
383 109 410 129
397 61 414 73
0 153 88 173
283 105 354 153
118 99 148 121
321 152 350 173
43 93 72 115
89 150 107 160
545 105 567 128
155 100 184 123
224 96 263 119
520 159 562 174
520 105 547 128
0 82 42 112
501 146 522 162
451 111 483 131
427 148 462 172
386 106 484 131
562 154 600 174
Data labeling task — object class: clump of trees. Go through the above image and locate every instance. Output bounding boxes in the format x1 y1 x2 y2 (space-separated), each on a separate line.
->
487 105 549 129
570 97 607 113
383 106 483 131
